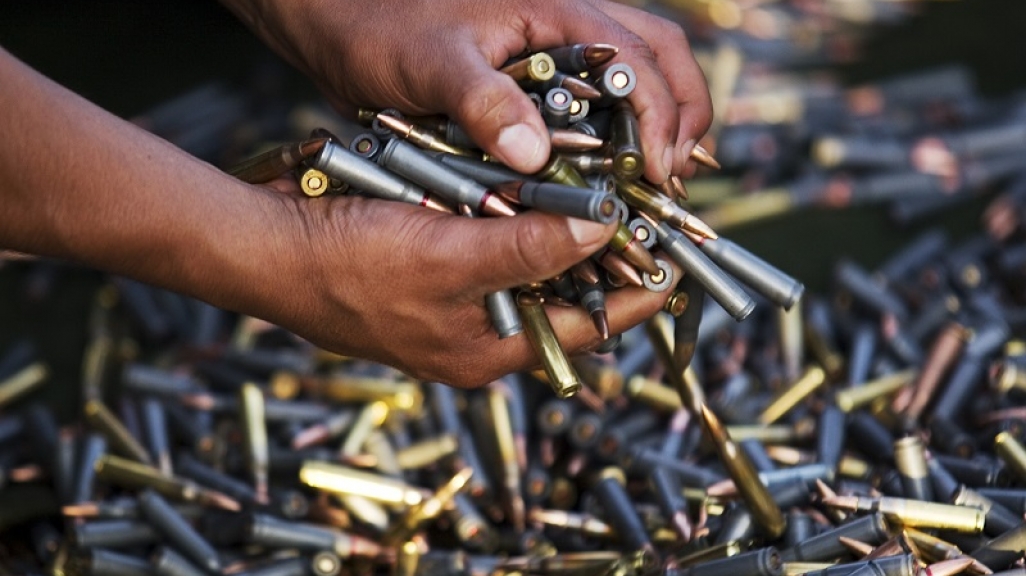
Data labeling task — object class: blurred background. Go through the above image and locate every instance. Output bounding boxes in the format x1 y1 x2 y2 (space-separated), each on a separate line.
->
1 0 1026 415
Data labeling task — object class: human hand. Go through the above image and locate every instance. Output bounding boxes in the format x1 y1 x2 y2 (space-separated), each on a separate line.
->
255 192 676 387
220 0 712 183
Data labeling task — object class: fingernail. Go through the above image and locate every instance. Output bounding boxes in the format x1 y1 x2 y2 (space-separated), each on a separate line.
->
496 123 544 170
661 146 675 182
567 218 611 248
680 139 697 172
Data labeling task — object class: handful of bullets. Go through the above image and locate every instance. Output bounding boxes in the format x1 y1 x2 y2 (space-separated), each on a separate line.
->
226 43 804 400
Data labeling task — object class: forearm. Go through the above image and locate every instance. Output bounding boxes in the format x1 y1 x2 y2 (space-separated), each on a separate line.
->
0 47 296 316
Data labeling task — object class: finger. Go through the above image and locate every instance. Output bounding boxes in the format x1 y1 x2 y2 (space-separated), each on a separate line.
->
431 209 617 294
589 0 712 177
413 33 552 173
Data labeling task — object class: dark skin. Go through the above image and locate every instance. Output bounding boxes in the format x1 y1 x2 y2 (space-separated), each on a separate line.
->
0 0 711 388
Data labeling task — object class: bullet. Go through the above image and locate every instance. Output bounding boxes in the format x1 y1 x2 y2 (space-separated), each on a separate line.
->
500 53 557 83
94 455 239 511
487 382 526 531
138 490 222 574
494 180 622 223
82 400 151 468
176 453 258 505
674 275 707 372
847 411 896 463
151 546 207 576
970 524 1026 571
994 432 1026 484
517 292 582 398
74 433 107 504
699 403 786 539
817 404 847 473
617 179 718 239
378 138 515 216
311 140 453 213
648 465 694 543
349 131 383 160
894 436 934 502
375 113 475 156
591 468 655 553
757 365 827 424
644 259 677 293
951 485 1023 537
543 43 619 73
934 454 1009 488
651 220 755 321
435 153 525 188
549 127 607 151
784 512 815 549
139 398 172 476
0 361 48 409
558 153 614 175
691 144 722 170
834 369 914 413
570 262 611 340
382 467 474 546
537 71 604 100
73 519 160 549
302 375 423 415
781 513 890 562
689 234 805 310
899 322 969 426
310 551 343 576
673 547 784 576
246 513 384 558
822 495 985 533
593 63 637 101
834 259 909 321
395 434 459 470
542 88 573 128
299 461 423 506
536 155 590 188
226 138 328 184
239 383 270 504
610 101 645 180
71 548 152 576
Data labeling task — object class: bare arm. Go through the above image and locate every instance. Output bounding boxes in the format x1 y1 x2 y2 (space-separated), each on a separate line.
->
0 47 671 387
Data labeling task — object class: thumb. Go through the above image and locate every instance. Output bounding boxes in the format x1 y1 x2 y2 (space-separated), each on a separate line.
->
434 51 551 173
445 210 616 294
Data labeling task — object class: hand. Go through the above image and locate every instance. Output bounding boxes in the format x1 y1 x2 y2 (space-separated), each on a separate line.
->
221 0 712 183
259 192 676 387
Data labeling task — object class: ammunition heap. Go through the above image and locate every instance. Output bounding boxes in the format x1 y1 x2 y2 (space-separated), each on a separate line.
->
10 1 1026 576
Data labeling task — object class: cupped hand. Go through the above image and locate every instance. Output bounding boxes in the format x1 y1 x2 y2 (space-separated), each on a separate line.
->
221 0 712 182
256 191 675 387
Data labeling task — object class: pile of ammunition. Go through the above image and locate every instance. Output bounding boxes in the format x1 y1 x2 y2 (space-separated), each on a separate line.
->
10 1 1026 576
224 41 804 400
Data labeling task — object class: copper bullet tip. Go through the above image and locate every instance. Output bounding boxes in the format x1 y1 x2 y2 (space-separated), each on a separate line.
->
550 129 605 151
922 557 977 576
622 242 662 276
839 536 874 557
698 402 730 443
571 260 601 285
671 176 689 201
704 478 737 498
584 44 619 68
292 425 330 450
562 76 603 100
62 503 100 517
690 144 721 170
481 193 519 217
204 490 242 512
374 113 413 136
298 137 329 160
681 214 719 240
820 494 857 509
422 193 456 214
